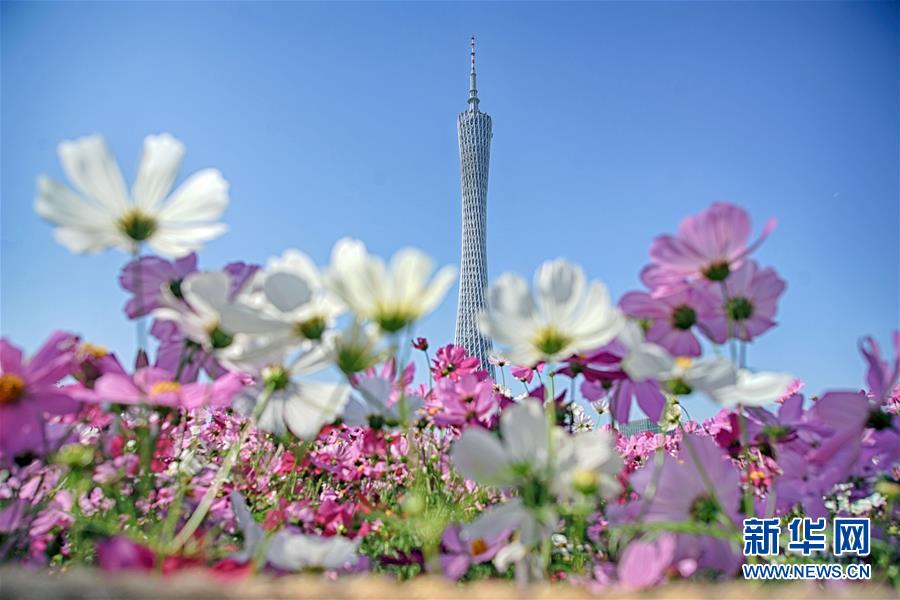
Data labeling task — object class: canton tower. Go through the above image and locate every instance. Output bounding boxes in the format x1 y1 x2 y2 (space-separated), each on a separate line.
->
454 37 494 375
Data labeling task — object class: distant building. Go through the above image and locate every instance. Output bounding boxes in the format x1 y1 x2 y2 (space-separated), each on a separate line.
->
619 418 662 436
454 37 493 376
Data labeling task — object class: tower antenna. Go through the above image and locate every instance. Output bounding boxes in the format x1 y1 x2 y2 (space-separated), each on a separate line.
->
468 35 479 111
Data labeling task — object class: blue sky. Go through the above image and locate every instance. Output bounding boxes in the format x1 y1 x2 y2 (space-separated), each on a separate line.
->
2 2 897 418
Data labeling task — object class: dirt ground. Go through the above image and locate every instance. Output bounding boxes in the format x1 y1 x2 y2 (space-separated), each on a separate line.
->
0 569 896 600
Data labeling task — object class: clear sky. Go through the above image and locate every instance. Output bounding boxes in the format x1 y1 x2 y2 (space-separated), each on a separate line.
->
2 2 898 419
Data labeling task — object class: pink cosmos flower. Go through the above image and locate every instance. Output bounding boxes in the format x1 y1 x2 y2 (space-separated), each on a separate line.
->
350 358 415 406
609 380 666 424
93 367 249 409
439 523 509 580
510 361 544 384
704 260 786 342
151 319 223 383
575 340 664 423
643 202 776 292
432 344 481 381
620 286 723 355
0 332 80 461
120 253 198 319
627 434 742 574
617 534 676 590
430 374 498 429
859 331 900 403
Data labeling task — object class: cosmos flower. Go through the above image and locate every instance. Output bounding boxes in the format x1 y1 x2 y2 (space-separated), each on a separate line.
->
231 491 359 571
859 331 900 403
704 260 786 342
0 332 80 460
222 249 345 362
439 523 509 580
681 357 794 408
232 345 350 440
95 537 155 572
119 253 198 319
93 367 248 409
510 361 544 384
479 259 624 366
642 202 776 292
451 401 620 545
616 534 677 590
432 344 481 381
626 434 742 575
326 238 455 333
342 376 423 429
153 271 264 354
35 134 229 258
430 373 498 429
620 285 722 355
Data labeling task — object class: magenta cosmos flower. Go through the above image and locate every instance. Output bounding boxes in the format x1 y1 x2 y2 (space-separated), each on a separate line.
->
0 332 80 460
432 344 481 381
119 253 198 319
93 367 248 409
620 285 722 355
704 260 786 342
643 202 776 291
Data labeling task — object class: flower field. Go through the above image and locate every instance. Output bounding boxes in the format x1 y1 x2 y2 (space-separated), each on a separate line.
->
1 133 897 595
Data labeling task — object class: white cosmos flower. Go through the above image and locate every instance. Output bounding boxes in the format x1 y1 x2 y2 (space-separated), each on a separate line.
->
342 377 423 429
232 343 350 440
35 133 228 258
451 401 621 545
326 238 456 333
225 249 346 361
479 259 624 366
153 271 266 353
231 491 358 570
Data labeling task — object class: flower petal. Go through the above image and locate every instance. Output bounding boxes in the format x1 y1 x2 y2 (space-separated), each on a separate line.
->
132 134 185 213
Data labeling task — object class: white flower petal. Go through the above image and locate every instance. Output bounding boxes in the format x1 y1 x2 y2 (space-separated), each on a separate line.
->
488 273 534 320
132 133 184 212
451 427 512 486
462 499 527 542
148 223 228 258
264 272 312 313
282 380 350 439
156 168 229 224
500 401 548 466
57 134 129 214
534 259 585 323
713 370 794 407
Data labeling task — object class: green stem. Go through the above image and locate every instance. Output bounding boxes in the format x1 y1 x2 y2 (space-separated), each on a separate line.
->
168 382 276 553
678 424 739 533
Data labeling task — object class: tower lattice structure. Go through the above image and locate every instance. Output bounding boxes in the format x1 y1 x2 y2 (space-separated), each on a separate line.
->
454 37 494 376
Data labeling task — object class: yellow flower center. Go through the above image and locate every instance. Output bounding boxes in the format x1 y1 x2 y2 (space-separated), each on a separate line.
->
533 326 572 357
675 356 693 371
749 470 767 484
571 468 599 495
117 209 158 242
80 342 108 358
149 381 181 397
0 374 25 406
469 538 488 556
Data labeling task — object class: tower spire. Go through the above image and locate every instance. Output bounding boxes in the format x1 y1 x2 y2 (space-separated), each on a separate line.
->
468 35 479 112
